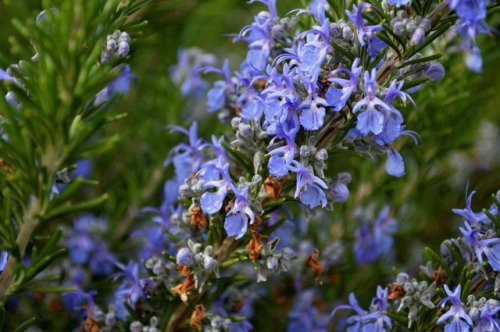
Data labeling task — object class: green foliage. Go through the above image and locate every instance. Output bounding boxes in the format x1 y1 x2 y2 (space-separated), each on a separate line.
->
0 0 150 311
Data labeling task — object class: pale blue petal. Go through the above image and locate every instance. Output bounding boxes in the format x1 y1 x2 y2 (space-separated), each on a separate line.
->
356 108 384 135
201 189 226 215
385 149 405 177
224 213 248 240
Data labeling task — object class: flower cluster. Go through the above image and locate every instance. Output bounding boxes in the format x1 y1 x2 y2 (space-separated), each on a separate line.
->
449 0 491 72
65 214 115 276
89 0 498 330
101 30 131 63
333 188 500 331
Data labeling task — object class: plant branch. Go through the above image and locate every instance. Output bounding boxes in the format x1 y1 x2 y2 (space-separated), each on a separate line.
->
0 198 41 303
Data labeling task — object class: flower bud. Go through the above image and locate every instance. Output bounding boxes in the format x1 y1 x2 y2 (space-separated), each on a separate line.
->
396 272 410 284
101 50 111 63
231 116 242 129
410 27 425 46
417 281 428 292
211 316 222 328
337 172 352 184
112 30 121 40
106 312 116 326
397 8 408 18
424 62 445 82
393 21 406 36
469 307 480 320
406 21 416 34
107 38 117 52
176 248 194 267
239 123 253 137
130 322 143 332
342 26 354 41
282 247 294 260
150 316 159 327
153 262 165 275
119 32 131 43
315 149 328 161
117 41 130 58
329 23 342 37
204 256 218 272
466 47 482 73
420 18 431 32
267 256 279 271
487 299 498 310
271 24 285 39
299 145 311 158
6 91 21 109
330 182 349 203
403 282 414 293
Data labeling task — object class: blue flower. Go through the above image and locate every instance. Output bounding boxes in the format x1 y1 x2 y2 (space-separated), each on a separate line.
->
287 290 329 332
452 185 498 226
0 68 15 82
460 221 500 271
164 121 208 183
62 288 97 316
354 206 397 264
346 4 385 57
332 289 391 331
423 62 446 82
94 65 135 105
449 0 488 22
331 292 367 331
451 1 490 73
169 47 216 99
267 122 298 177
363 286 392 331
88 244 115 276
176 247 195 267
236 4 276 76
329 172 351 203
326 58 362 112
288 160 328 208
112 261 155 319
473 302 500 331
385 148 405 177
199 156 233 215
224 185 255 240
299 81 327 130
353 69 392 135
437 284 473 331
205 59 234 112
